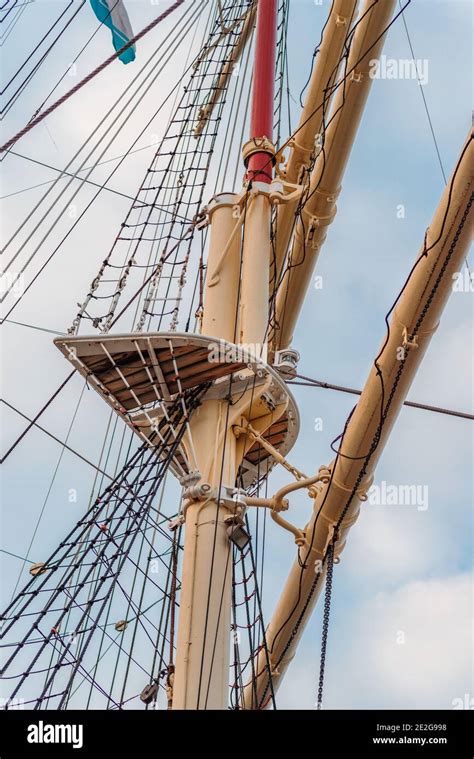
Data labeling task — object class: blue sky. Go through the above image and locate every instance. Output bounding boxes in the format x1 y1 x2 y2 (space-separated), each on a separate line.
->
1 0 473 709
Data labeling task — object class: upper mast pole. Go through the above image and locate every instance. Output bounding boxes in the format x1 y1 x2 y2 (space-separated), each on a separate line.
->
239 0 277 351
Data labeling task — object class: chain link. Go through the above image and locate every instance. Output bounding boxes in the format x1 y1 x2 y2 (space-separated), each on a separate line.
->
316 539 335 710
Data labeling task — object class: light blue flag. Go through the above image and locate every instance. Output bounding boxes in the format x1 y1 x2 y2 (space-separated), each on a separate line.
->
90 0 136 64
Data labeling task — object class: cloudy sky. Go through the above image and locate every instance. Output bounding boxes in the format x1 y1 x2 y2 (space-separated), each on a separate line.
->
1 0 472 710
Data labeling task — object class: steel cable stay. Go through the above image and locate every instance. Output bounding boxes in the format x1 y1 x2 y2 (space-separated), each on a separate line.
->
2 423 170 630
4 356 207 676
0 1 29 45
22 3 122 130
1 1 86 119
287 374 474 421
113 514 166 707
5 383 88 604
0 0 132 146
396 0 472 278
0 0 201 307
56 518 181 679
0 0 187 154
231 513 277 710
49 354 189 704
2 150 149 204
143 529 180 711
5 393 180 626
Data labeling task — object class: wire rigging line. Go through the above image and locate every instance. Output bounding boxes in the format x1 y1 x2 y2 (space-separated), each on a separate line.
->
6 384 87 603
0 1 28 45
3 151 143 204
0 1 134 165
397 0 472 280
25 1 118 122
1 1 86 120
288 374 474 421
1 399 115 480
0 0 186 154
1 549 36 564
74 1 248 336
1 318 65 335
1 1 76 94
0 372 76 463
1 130 195 194
398 0 446 183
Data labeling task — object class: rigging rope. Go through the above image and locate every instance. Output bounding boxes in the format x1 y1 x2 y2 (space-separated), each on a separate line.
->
0 0 186 153
288 375 474 421
397 0 472 279
1 1 85 120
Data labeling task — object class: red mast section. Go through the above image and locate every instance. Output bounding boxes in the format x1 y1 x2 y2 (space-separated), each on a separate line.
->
246 0 277 184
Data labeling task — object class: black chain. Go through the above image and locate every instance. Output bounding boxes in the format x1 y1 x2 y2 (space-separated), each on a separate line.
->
316 540 335 710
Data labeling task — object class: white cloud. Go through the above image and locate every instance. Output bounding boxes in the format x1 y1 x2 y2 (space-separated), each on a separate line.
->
320 572 474 709
341 507 441 589
266 573 473 710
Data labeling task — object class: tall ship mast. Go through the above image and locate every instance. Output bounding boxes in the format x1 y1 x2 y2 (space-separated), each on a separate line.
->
0 0 472 713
